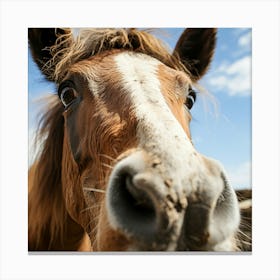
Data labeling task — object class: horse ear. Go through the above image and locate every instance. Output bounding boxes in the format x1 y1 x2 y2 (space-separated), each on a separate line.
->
173 28 217 81
28 28 73 81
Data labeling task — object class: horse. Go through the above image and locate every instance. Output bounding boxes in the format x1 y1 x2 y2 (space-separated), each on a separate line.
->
28 28 243 251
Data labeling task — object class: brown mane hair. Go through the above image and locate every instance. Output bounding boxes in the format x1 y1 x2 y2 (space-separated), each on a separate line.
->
29 96 84 250
45 28 190 82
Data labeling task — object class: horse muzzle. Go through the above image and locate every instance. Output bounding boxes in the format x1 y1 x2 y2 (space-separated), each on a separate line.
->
106 151 240 251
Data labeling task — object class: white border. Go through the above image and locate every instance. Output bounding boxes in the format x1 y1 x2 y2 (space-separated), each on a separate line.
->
1 1 279 279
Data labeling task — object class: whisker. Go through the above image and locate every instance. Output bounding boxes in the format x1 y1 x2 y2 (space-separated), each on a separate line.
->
99 154 117 162
101 162 114 170
80 204 101 213
83 187 106 194
85 215 100 230
88 224 99 239
82 173 110 186
86 216 112 247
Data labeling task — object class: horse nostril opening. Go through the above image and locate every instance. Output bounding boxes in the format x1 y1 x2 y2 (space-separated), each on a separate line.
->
108 170 157 241
125 175 154 212
177 203 211 250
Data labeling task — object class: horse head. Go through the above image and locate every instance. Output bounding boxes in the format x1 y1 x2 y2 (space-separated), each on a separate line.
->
28 28 240 251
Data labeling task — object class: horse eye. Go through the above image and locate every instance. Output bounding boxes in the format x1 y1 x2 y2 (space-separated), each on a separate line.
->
185 88 197 110
59 86 77 108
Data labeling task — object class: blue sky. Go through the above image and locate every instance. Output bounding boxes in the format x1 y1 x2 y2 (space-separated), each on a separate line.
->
28 28 251 189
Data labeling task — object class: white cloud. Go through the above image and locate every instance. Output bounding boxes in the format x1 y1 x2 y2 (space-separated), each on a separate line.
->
203 29 252 97
226 161 251 190
205 55 251 97
238 31 252 48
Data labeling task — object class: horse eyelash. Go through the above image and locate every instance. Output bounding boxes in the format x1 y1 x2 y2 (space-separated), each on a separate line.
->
185 87 197 110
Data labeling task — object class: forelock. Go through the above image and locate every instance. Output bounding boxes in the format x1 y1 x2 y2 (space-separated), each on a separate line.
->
46 28 189 82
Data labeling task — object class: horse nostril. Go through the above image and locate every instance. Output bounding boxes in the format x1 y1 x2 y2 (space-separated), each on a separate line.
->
125 175 154 211
107 169 158 242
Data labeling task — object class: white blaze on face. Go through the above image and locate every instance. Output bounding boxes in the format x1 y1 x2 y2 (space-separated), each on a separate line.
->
110 52 239 250
114 52 201 191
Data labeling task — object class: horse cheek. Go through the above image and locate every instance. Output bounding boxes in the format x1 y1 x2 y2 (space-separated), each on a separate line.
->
61 124 89 230
96 203 130 251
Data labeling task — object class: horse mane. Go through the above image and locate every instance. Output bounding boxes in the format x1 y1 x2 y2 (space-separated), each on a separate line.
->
45 28 189 82
29 96 85 250
28 95 66 249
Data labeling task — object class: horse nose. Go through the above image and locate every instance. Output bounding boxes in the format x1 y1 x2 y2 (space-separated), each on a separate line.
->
106 158 171 245
106 153 239 250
